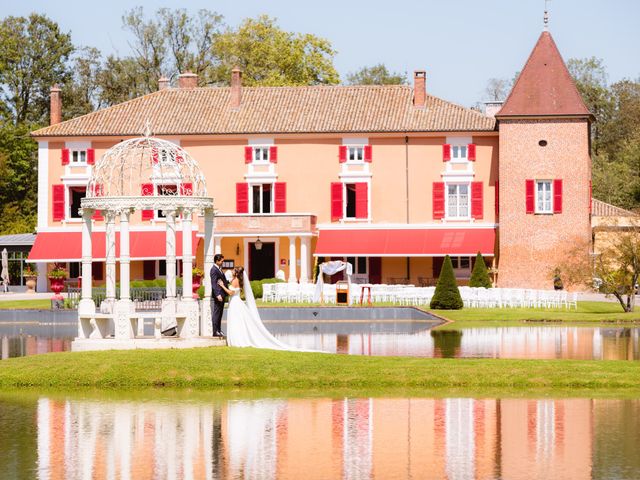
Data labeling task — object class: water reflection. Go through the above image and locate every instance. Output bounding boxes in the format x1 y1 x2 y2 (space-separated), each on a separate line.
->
2 396 635 479
2 326 640 361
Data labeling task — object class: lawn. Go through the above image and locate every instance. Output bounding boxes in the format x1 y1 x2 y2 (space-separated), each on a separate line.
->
1 347 640 392
0 299 52 310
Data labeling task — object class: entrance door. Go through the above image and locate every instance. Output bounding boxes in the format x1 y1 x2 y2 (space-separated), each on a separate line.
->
249 242 275 280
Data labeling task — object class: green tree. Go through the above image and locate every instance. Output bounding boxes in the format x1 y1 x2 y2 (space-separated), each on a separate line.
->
346 64 407 85
211 15 339 86
0 13 74 125
430 256 463 310
62 47 104 119
469 253 492 288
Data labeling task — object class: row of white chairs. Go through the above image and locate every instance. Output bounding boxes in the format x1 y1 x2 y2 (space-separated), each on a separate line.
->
261 282 579 309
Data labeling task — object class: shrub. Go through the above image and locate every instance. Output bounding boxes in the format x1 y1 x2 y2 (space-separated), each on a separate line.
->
250 280 263 298
469 252 492 288
197 285 205 299
430 255 463 310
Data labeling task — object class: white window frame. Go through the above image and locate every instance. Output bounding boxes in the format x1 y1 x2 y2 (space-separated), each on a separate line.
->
250 183 274 214
450 256 472 278
346 145 365 163
70 149 87 165
450 145 468 164
535 180 553 214
446 182 470 220
342 182 371 221
251 146 271 163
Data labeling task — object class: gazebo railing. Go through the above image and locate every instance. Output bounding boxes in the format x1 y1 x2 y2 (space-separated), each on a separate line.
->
67 286 185 311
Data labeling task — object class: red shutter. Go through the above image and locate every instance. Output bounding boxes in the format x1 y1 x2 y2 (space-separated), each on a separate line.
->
52 184 65 221
355 182 368 219
151 148 158 164
61 148 69 166
553 179 563 214
495 180 499 217
175 151 184 163
92 183 103 220
339 145 347 163
274 182 286 213
468 143 476 161
331 182 343 221
244 146 253 163
141 183 154 220
236 183 249 213
525 179 535 214
442 144 451 162
364 145 372 163
269 146 278 163
87 148 95 165
471 181 483 219
433 182 445 219
180 182 193 196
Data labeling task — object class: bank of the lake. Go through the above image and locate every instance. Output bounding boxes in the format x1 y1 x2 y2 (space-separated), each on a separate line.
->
1 347 639 391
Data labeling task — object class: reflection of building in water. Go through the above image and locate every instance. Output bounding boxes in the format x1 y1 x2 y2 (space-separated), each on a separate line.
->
0 335 73 360
34 396 611 479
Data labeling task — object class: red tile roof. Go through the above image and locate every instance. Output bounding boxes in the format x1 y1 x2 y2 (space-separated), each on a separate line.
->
31 85 496 137
497 31 591 117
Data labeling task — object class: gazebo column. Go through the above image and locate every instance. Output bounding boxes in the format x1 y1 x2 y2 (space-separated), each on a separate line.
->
300 236 310 284
161 209 178 335
119 209 131 301
181 208 193 301
77 208 96 339
288 236 298 283
201 208 215 336
103 210 117 313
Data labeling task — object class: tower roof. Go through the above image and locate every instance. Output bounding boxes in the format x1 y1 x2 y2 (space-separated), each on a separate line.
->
497 31 591 118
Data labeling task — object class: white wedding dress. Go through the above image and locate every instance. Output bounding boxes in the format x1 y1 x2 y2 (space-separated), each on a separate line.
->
227 272 311 351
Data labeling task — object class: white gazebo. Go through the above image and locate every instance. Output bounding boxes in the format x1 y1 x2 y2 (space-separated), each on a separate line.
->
72 135 222 351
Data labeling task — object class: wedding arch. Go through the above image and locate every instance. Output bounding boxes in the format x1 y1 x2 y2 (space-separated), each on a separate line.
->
74 133 217 350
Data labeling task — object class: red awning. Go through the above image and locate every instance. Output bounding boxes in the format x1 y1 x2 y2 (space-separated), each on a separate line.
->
28 231 199 262
314 228 496 256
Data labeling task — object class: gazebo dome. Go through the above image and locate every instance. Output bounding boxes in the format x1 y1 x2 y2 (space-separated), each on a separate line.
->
87 136 207 199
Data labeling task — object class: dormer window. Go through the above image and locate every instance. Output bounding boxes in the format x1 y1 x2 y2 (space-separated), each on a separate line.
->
451 145 468 162
70 150 87 164
348 146 364 162
253 146 270 162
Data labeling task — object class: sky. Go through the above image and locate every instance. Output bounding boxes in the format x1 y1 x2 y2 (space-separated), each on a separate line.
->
2 0 639 107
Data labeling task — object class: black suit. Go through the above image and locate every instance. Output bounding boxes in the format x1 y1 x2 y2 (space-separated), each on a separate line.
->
210 265 229 335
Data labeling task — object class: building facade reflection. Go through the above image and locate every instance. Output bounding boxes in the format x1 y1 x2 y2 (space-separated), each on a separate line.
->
29 396 640 479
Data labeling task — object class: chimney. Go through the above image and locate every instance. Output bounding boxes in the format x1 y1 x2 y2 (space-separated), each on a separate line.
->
50 85 62 125
158 77 170 90
484 101 504 118
177 72 198 89
413 71 426 108
230 67 243 109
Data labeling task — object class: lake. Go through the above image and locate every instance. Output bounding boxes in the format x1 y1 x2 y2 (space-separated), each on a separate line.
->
1 394 639 479
1 322 639 360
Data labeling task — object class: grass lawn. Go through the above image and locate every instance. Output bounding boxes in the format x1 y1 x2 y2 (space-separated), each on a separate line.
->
0 299 51 310
1 347 640 393
430 301 640 329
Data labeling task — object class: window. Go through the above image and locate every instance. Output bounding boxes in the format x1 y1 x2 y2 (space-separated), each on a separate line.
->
156 185 177 218
68 262 81 278
536 180 553 213
70 150 87 164
346 257 368 275
69 187 86 219
348 146 364 162
253 146 270 162
251 184 272 214
451 256 471 277
451 145 468 162
447 184 469 218
345 184 357 218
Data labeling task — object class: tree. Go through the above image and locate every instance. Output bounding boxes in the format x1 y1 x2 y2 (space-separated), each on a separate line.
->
484 77 512 101
0 13 74 126
560 227 640 313
62 47 104 119
430 256 463 310
211 15 339 86
346 64 407 85
469 253 492 288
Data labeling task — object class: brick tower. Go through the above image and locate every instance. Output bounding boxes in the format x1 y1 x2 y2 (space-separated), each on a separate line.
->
496 31 592 289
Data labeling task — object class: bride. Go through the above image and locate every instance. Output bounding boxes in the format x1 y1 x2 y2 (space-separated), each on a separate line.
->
218 267 313 351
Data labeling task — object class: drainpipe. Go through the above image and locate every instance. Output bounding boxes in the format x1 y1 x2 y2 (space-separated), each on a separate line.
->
405 134 410 281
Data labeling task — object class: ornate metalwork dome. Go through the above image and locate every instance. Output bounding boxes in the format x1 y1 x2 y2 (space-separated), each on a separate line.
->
87 136 207 199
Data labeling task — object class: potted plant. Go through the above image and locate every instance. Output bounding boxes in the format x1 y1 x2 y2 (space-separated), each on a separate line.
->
192 267 204 299
48 264 67 300
24 265 38 294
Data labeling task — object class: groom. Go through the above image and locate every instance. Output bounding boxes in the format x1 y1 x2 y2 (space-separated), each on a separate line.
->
210 254 228 337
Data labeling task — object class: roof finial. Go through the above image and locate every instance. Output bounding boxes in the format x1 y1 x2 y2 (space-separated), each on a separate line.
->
543 0 551 30
143 120 153 138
